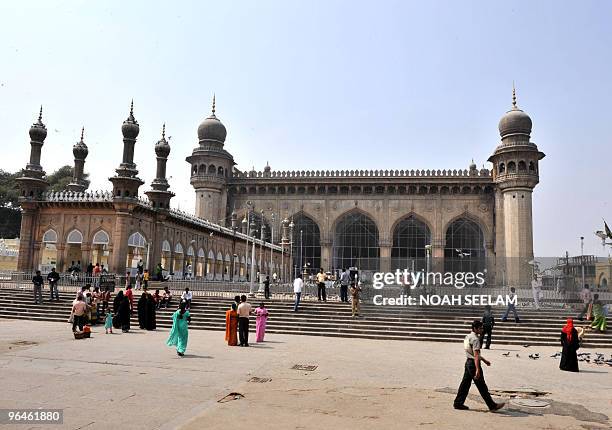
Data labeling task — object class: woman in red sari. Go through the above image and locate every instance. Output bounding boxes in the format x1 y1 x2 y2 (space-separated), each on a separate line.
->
560 318 579 372
225 303 238 346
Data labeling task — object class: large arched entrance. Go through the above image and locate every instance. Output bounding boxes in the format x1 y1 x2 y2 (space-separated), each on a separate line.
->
126 232 147 272
444 218 486 273
91 230 110 267
40 229 58 272
66 229 83 271
290 213 321 273
161 240 171 270
391 216 431 271
173 243 184 277
333 211 379 272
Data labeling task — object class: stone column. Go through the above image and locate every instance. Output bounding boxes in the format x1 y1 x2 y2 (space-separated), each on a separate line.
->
320 239 332 271
81 243 91 270
16 207 37 271
379 240 392 273
56 244 66 272
110 212 130 275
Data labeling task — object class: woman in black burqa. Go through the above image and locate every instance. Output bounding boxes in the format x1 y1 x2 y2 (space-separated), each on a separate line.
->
560 318 579 372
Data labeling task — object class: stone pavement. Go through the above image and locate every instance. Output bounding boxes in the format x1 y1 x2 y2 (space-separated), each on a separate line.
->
0 319 610 430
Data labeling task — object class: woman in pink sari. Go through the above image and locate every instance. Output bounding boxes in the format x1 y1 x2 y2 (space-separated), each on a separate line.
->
255 302 269 342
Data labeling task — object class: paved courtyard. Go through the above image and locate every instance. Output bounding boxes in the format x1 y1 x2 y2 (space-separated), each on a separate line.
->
0 319 610 430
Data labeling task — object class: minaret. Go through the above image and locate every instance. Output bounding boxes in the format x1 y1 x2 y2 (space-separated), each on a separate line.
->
16 106 50 199
488 86 545 287
109 101 144 198
67 127 89 192
186 95 235 224
146 124 175 209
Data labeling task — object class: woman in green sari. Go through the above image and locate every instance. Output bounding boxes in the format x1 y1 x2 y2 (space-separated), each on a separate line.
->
166 301 191 356
590 294 607 332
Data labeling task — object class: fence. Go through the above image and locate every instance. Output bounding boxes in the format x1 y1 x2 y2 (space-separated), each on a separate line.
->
1 271 610 305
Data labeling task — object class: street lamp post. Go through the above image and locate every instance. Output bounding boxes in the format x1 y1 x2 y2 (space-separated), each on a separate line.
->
289 218 295 280
580 236 585 289
270 213 275 279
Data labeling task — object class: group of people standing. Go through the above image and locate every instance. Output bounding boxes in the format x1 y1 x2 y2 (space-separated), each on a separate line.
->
293 269 362 317
225 295 269 346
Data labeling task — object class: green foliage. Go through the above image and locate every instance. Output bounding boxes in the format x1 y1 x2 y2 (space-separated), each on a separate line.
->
0 166 90 238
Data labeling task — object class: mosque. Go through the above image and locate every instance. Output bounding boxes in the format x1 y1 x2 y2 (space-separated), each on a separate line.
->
16 90 544 285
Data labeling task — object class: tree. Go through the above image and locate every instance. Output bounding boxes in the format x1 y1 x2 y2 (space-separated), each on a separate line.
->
0 166 90 238
46 165 90 191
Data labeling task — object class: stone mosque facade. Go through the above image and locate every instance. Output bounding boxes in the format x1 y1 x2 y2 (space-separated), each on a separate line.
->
16 90 544 286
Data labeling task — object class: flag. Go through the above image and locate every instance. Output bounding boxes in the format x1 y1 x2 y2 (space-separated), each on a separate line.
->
605 220 612 240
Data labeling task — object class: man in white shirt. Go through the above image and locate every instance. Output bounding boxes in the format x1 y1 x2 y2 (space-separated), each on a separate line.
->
293 274 303 312
453 320 504 411
531 274 542 310
181 287 193 309
237 295 252 346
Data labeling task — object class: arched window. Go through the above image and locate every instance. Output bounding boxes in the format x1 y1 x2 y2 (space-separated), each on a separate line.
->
66 229 83 244
333 211 379 271
197 248 205 258
507 161 516 173
518 160 527 171
42 229 58 243
162 240 171 253
92 230 110 245
444 218 485 273
529 161 536 172
127 232 146 248
174 243 184 254
290 213 321 272
187 246 195 257
218 166 224 176
391 216 431 271
499 163 505 174
208 164 216 174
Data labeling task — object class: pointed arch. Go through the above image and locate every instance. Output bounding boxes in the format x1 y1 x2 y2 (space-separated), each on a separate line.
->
391 214 432 271
92 230 110 245
332 209 379 271
42 229 58 243
66 229 83 244
290 211 322 272
443 217 486 273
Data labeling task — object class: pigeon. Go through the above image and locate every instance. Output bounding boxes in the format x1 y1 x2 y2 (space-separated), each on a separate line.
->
502 352 510 357
523 344 530 348
529 354 540 360
516 353 520 358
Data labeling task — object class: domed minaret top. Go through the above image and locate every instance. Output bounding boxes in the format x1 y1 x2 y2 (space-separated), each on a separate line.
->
73 127 89 160
498 85 532 140
121 99 140 139
155 123 171 158
29 106 47 143
197 94 227 145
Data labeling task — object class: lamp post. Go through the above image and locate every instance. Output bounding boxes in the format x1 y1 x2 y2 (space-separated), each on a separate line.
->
243 213 249 282
425 244 432 275
270 212 275 278
580 236 585 289
289 218 295 280
249 220 257 295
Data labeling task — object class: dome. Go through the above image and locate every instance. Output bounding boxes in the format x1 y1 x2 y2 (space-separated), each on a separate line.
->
197 95 227 143
121 100 140 139
197 114 227 143
29 106 47 142
73 127 89 159
155 124 171 157
498 88 532 138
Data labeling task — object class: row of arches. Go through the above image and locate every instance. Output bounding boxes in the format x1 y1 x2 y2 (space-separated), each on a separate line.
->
192 163 228 177
232 184 495 196
497 160 537 175
290 212 486 273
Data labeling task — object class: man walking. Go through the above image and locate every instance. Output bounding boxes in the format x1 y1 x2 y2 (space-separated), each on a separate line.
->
47 267 60 301
577 284 592 321
501 287 520 323
32 270 44 304
237 295 252 346
264 275 271 299
453 320 505 411
316 268 327 302
339 268 349 303
293 274 303 312
350 281 361 317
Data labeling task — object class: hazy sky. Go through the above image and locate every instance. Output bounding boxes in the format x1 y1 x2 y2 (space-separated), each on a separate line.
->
1 1 610 257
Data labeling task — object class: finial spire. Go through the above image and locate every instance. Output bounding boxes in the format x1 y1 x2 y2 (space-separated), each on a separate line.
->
38 105 43 122
212 94 216 116
130 99 134 116
162 123 166 139
512 81 517 109
80 127 84 141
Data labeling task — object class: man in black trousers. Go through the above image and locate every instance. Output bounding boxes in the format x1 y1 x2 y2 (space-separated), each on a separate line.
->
237 295 252 346
453 320 505 411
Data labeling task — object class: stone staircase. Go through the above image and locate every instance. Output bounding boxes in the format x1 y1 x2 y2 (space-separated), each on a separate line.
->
0 288 610 348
